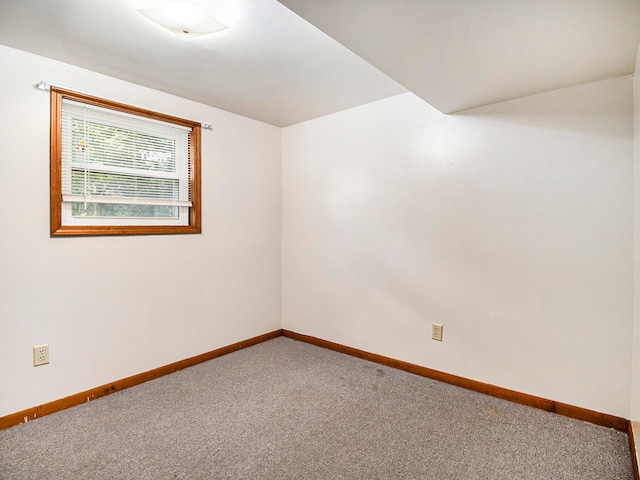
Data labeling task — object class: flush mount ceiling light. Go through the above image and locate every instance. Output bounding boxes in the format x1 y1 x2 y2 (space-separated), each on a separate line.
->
138 1 228 38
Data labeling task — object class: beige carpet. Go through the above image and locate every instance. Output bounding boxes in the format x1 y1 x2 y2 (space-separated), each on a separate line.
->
0 337 633 479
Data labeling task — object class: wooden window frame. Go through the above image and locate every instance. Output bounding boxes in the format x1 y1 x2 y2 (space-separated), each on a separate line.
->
50 88 201 236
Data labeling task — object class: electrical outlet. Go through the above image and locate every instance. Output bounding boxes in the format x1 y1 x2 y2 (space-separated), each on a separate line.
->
33 345 49 366
432 324 443 342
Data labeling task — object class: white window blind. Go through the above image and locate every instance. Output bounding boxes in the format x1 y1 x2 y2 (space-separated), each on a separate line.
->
61 99 192 209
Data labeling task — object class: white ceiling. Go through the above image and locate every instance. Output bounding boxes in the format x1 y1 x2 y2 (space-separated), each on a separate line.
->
1 0 639 125
280 0 640 113
0 0 406 126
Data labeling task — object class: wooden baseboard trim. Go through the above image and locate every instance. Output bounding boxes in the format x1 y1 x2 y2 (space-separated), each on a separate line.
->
630 422 640 480
282 330 629 432
0 329 283 431
2 327 631 437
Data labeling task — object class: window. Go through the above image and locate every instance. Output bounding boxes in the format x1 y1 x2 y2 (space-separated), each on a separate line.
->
50 88 201 236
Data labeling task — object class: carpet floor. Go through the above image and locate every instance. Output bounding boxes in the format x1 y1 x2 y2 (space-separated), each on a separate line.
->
0 337 633 479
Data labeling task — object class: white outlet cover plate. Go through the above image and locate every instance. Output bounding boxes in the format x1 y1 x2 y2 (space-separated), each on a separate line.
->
33 344 49 366
432 324 443 342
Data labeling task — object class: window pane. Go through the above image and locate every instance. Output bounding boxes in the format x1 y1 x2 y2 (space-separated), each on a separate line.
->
71 202 179 218
71 118 177 173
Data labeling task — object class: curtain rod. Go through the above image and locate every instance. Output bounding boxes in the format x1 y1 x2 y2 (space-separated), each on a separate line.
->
35 81 212 130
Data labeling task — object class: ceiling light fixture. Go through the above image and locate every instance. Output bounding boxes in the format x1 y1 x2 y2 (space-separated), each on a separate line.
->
138 1 228 38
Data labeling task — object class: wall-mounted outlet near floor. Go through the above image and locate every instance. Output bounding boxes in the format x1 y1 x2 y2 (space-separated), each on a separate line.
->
33 345 49 366
432 324 443 342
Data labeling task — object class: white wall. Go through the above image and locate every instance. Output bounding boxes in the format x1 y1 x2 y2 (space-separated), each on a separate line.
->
282 77 634 417
632 45 640 425
1 43 636 422
0 46 282 417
